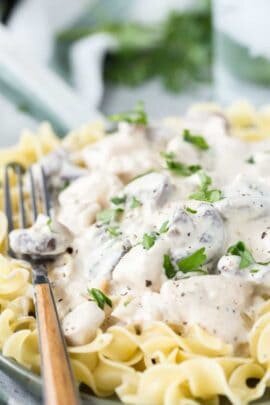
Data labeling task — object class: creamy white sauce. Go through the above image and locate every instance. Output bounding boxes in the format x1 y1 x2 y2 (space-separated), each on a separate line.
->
10 111 270 348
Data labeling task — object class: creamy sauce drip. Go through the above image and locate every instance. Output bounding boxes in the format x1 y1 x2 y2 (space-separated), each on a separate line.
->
10 110 270 348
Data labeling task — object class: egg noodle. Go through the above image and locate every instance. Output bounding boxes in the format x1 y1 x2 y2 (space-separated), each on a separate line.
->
1 102 270 405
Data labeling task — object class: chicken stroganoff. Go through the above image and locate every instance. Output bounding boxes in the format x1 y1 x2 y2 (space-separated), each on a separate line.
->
3 101 270 404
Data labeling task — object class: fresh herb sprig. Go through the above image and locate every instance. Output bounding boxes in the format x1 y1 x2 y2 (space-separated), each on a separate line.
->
111 195 126 205
227 240 270 269
161 151 201 177
107 226 121 237
177 247 207 273
185 207 197 214
163 247 207 278
163 254 177 278
227 241 255 269
130 196 142 208
88 288 112 310
142 233 157 250
189 171 222 203
183 129 209 150
109 101 148 125
57 9 211 93
142 221 170 250
96 208 123 224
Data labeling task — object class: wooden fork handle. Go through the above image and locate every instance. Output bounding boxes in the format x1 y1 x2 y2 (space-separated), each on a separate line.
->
34 282 80 405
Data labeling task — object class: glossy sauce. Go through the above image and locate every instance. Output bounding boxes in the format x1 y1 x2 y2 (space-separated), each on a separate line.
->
10 110 270 348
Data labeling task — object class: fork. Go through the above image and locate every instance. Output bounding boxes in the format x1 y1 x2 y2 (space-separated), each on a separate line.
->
4 162 80 405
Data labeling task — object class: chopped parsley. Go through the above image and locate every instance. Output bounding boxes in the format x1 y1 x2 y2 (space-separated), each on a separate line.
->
183 129 209 150
107 226 120 237
161 151 201 176
164 248 207 278
185 207 197 214
177 247 207 273
60 179 70 191
227 241 255 269
46 218 53 231
159 220 169 233
246 156 255 164
109 101 148 125
129 170 155 183
111 195 126 205
142 233 157 250
189 171 222 203
163 254 177 279
88 288 112 310
96 208 123 224
250 269 259 274
141 221 169 249
130 196 142 208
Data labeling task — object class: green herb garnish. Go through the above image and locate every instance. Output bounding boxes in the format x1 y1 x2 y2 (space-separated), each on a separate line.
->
60 179 70 191
46 218 53 231
129 170 155 183
183 129 209 150
177 247 207 273
130 196 142 208
227 241 255 269
246 156 255 164
185 207 197 214
189 171 222 203
164 248 207 278
107 226 120 237
163 254 177 279
96 208 123 224
142 233 157 250
111 195 126 205
159 220 169 233
250 269 259 274
88 288 112 310
162 152 201 176
109 101 148 125
57 9 211 93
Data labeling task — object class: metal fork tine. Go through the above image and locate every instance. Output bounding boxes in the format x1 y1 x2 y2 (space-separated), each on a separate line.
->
29 166 38 222
40 166 50 216
4 165 14 233
16 165 27 228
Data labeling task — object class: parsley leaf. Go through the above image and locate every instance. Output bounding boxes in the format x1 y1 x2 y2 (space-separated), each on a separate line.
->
129 170 155 183
159 220 169 233
46 218 53 231
96 208 123 224
183 129 209 150
111 195 126 205
227 241 255 269
185 207 197 214
60 179 70 191
162 152 201 176
246 156 255 164
88 288 112 310
177 247 207 273
107 226 120 237
189 171 222 203
130 196 142 208
163 254 177 279
142 233 157 250
109 101 148 125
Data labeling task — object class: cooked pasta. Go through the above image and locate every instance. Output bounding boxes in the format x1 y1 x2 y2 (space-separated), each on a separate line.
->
1 103 270 405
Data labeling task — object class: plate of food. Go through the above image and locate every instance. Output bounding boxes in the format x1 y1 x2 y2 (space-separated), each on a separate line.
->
1 101 270 404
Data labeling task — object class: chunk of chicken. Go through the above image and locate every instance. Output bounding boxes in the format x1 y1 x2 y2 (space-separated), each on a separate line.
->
57 172 123 234
62 301 105 346
82 132 159 182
